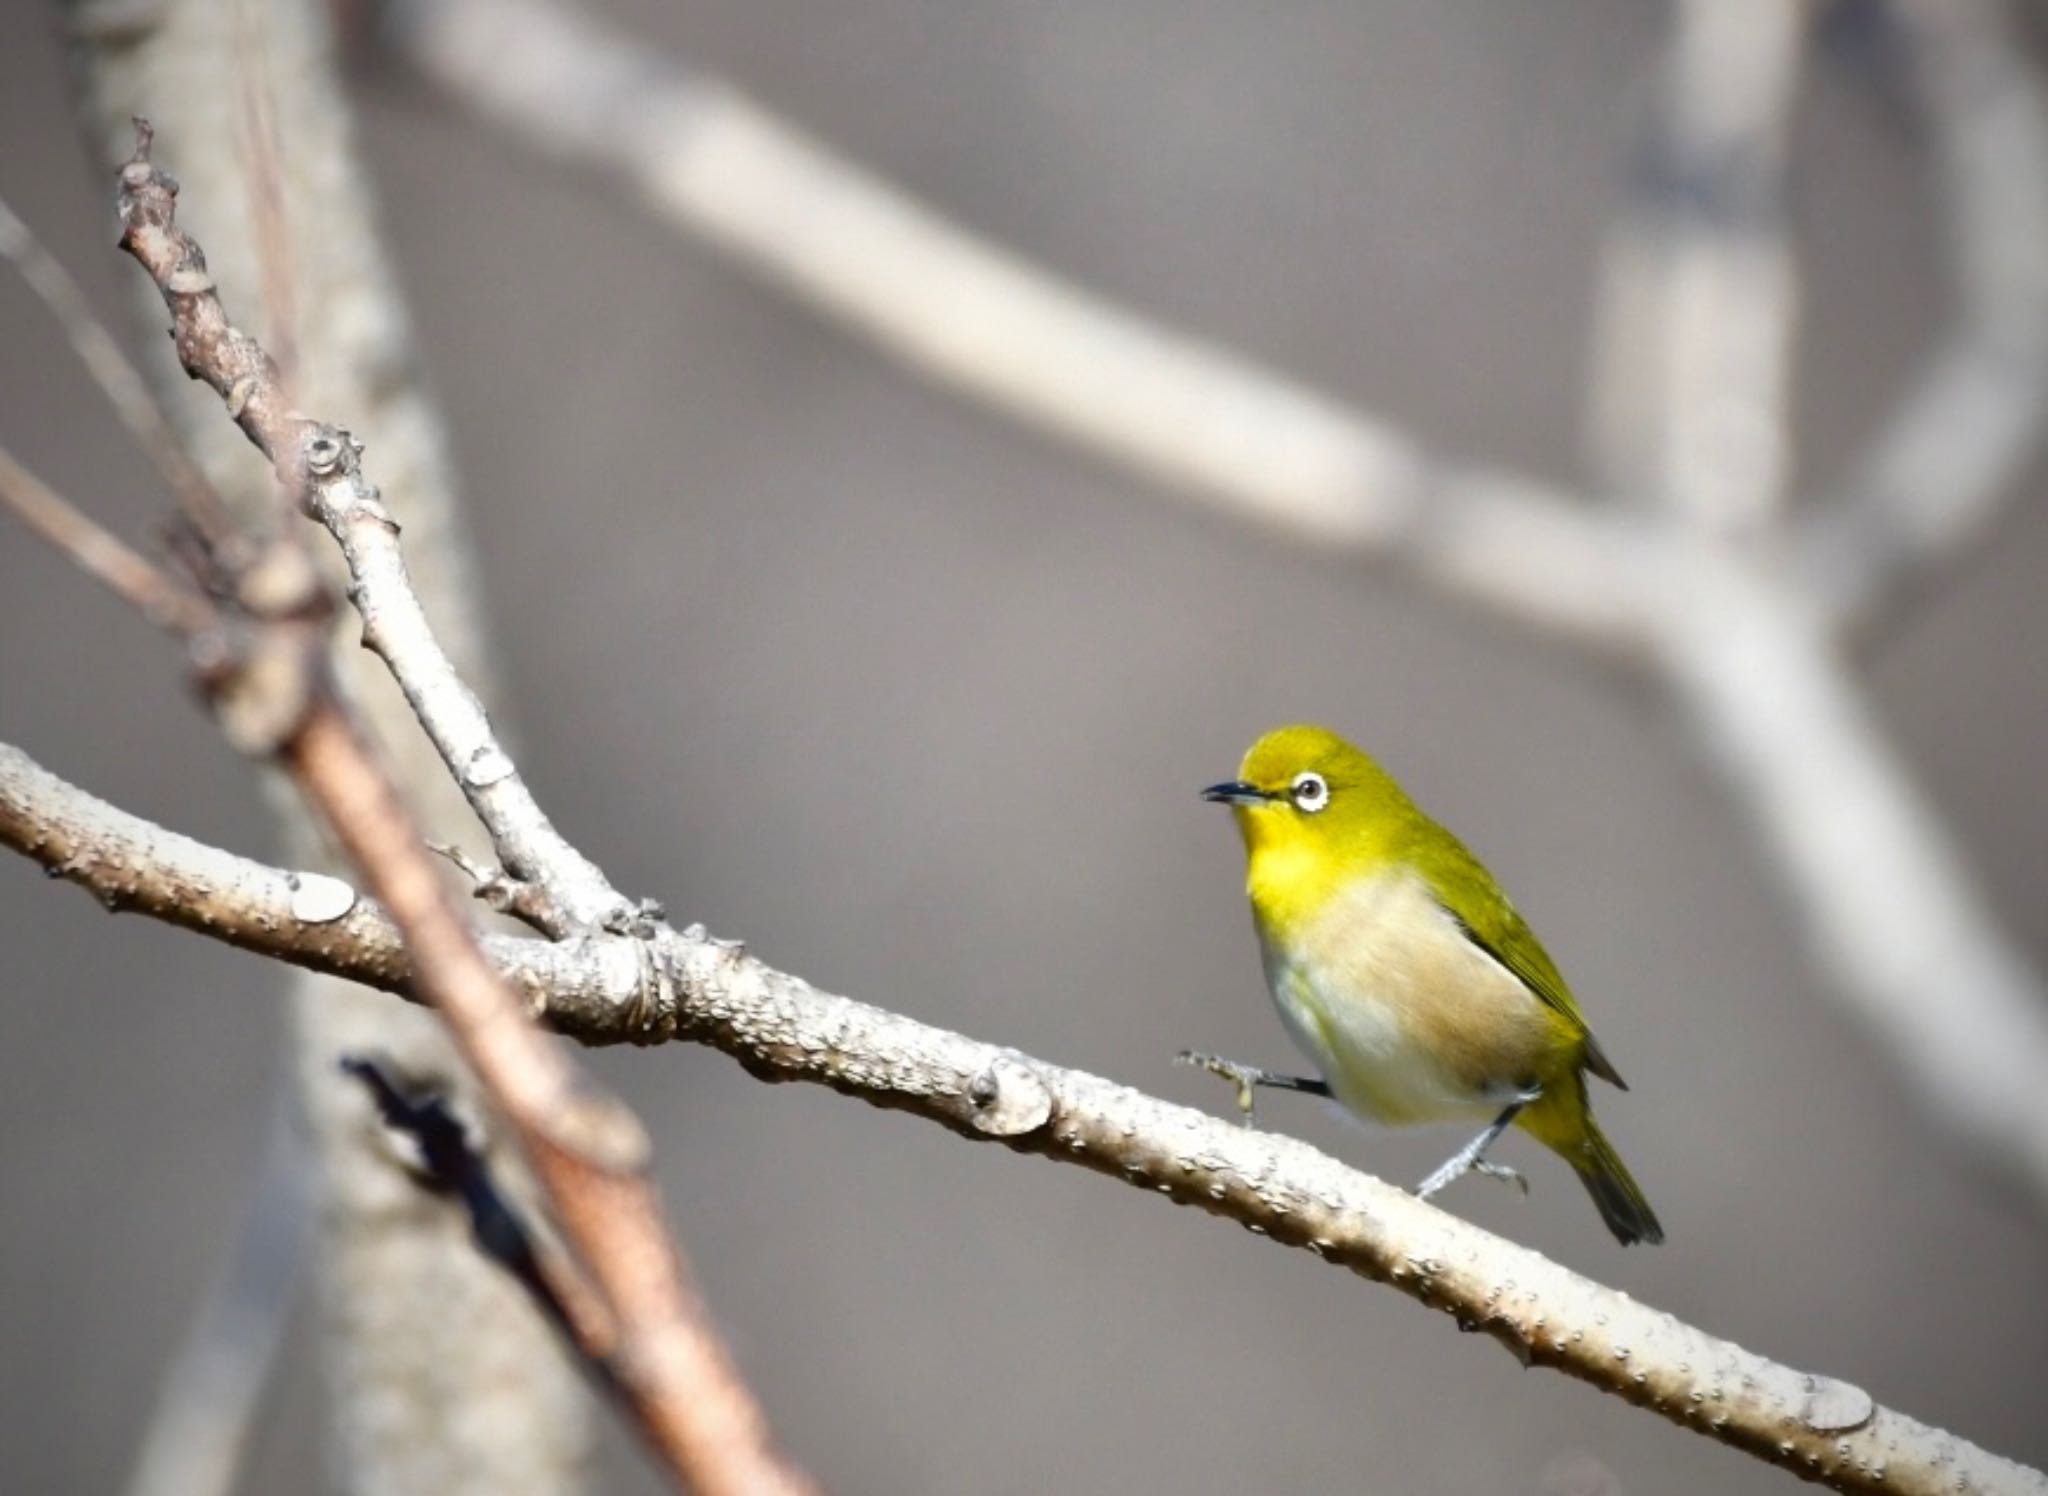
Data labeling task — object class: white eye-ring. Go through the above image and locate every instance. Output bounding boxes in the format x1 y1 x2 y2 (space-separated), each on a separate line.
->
1290 771 1330 813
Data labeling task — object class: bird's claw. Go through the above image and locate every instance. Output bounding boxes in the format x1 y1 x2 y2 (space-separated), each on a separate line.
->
1175 1050 1263 1127
1470 1158 1529 1196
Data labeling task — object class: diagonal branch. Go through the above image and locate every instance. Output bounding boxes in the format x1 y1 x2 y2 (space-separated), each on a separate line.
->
2 738 2041 1496
110 134 628 940
378 0 1657 656
338 1055 621 1381
1797 0 2048 628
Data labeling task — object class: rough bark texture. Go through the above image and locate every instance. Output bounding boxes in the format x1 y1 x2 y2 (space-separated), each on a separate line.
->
56 1 589 1490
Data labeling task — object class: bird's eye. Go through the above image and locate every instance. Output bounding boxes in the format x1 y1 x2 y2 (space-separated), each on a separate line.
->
1291 771 1330 813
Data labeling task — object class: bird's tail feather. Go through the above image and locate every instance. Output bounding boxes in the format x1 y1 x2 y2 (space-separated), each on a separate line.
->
1521 1083 1664 1246
1571 1123 1664 1246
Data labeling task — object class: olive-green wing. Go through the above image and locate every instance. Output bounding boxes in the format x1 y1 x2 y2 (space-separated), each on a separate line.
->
1406 826 1628 1090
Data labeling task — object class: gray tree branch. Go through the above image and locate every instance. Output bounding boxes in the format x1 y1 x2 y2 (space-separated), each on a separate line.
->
3 739 2042 1496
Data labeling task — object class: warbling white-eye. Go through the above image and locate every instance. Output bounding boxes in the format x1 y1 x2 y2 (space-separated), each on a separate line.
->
1187 724 1662 1245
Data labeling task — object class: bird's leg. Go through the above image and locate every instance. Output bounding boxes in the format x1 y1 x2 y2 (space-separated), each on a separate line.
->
1176 1050 1331 1128
1415 1087 1542 1201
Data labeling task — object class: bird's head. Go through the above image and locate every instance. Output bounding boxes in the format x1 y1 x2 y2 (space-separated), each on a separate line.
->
1201 724 1407 859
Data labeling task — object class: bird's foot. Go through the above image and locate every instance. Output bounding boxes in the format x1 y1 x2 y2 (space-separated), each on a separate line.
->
1175 1050 1265 1128
1415 1137 1526 1202
1470 1158 1529 1196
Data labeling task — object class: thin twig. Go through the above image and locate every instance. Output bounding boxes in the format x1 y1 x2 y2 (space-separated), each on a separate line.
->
111 128 626 937
0 193 237 545
0 441 214 634
233 0 301 392
7 51 2028 1492
60 7 590 1485
122 1091 310 1496
2 739 2040 1496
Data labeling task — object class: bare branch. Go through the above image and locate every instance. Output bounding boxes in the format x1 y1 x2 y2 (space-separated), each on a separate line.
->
1798 0 2048 625
1647 548 2048 1208
0 742 625 1028
60 2 589 1482
2 739 2040 1496
110 131 627 938
265 703 814 1495
379 0 1657 655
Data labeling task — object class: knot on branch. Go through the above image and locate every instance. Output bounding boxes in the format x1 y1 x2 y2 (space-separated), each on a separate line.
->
964 1052 1053 1137
627 936 680 1045
1799 1373 1874 1435
297 425 398 532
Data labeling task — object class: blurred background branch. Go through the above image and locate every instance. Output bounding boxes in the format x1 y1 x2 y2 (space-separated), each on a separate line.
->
1799 0 2048 627
122 1094 310 1496
380 0 2048 1212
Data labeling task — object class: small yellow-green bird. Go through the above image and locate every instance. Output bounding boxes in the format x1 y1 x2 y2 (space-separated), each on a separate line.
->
1188 724 1662 1245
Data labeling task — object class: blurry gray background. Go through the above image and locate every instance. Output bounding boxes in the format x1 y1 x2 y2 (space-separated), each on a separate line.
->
3 2 2045 1493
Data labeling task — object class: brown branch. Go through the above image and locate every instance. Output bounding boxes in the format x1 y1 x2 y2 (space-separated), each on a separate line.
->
339 1056 619 1377
62 6 588 1483
286 704 805 1494
4 741 2043 1496
0 442 213 635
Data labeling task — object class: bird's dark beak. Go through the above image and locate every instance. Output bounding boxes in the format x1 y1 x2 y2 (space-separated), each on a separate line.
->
1201 780 1274 806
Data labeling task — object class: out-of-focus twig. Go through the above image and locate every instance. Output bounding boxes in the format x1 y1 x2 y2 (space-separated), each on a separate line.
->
0 442 213 634
234 0 303 392
1797 0 2048 626
377 0 1657 656
0 194 236 545
3 739 2043 1496
122 1093 311 1496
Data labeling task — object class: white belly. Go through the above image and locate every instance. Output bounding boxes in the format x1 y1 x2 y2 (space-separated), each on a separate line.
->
1257 872 1541 1125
